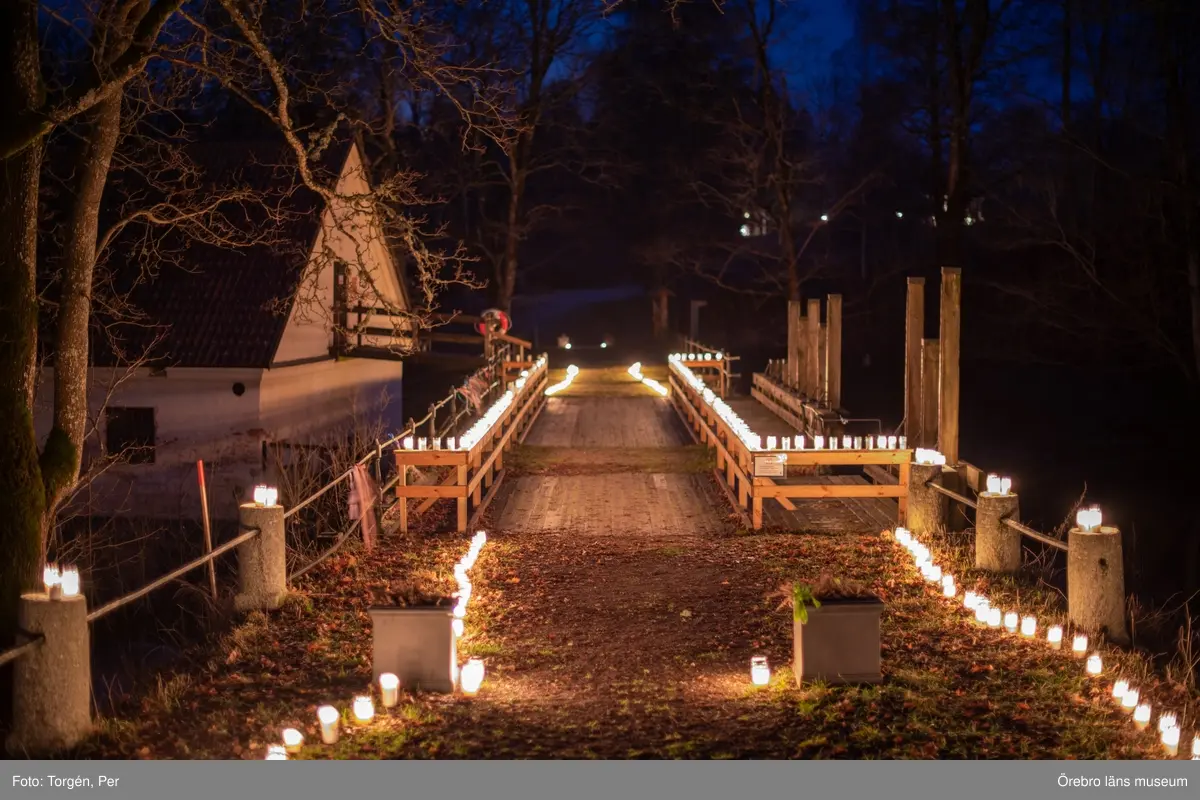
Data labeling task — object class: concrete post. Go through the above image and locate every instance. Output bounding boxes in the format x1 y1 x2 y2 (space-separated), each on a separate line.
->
235 502 288 612
906 461 948 538
1068 525 1130 645
975 492 1022 573
6 593 91 754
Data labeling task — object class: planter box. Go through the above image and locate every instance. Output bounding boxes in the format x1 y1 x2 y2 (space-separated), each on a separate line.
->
793 597 884 685
368 605 456 693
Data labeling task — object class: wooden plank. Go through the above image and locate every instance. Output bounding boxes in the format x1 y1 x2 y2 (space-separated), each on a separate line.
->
920 339 940 449
751 387 808 434
414 469 462 514
863 464 898 485
825 294 843 410
396 484 469 499
905 277 925 447
788 299 802 389
757 483 906 499
754 478 797 511
497 333 533 348
938 267 962 463
393 450 469 468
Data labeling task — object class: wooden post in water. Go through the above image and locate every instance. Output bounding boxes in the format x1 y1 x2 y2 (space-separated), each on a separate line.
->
787 299 802 390
905 278 925 446
937 267 961 464
825 294 843 410
920 339 940 449
805 299 821 400
818 323 827 406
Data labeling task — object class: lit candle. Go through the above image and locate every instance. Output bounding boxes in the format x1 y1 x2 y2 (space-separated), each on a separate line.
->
379 673 400 708
842 436 852 448
1121 688 1139 714
750 656 770 686
797 436 805 450
1076 505 1102 532
829 438 838 450
975 602 990 624
895 528 912 546
815 436 824 449
854 436 863 449
766 436 777 450
1072 634 1088 657
1162 725 1180 756
452 618 464 638
43 564 62 600
317 706 340 744
986 474 1001 494
1086 654 1102 675
986 608 1002 628
1000 477 1012 495
1047 625 1063 649
460 658 485 695
60 566 80 598
265 745 288 760
253 485 279 507
1192 734 1199 759
963 591 979 610
352 696 374 724
1112 679 1129 700
1133 703 1151 730
1020 616 1037 637
403 437 414 450
782 437 791 450
942 580 956 598
887 436 897 449
898 436 907 449
417 438 427 451
927 564 942 583
1158 712 1177 733
282 728 304 754
1004 612 1018 632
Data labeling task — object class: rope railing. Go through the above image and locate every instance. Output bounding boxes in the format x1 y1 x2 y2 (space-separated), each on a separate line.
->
86 527 261 624
0 634 44 670
926 477 1070 552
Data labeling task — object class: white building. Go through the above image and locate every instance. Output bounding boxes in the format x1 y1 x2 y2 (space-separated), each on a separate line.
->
35 139 413 520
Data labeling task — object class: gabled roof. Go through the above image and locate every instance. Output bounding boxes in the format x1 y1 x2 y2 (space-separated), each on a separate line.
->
82 139 354 369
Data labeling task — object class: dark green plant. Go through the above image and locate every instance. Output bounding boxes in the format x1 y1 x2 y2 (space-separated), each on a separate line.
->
792 582 821 624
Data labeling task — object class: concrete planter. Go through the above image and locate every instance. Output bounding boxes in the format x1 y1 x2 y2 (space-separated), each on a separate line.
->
793 597 884 685
368 604 457 693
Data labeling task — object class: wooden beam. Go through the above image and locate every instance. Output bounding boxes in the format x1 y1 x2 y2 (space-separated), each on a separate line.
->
921 338 940 450
756 482 905 499
905 277 925 447
787 299 802 390
818 323 827 406
805 299 821 399
825 294 843 410
938 267 962 464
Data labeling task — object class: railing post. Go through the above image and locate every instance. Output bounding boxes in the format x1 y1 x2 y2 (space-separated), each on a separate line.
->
1068 524 1130 645
7 593 91 754
234 501 288 612
976 491 1021 572
906 461 948 538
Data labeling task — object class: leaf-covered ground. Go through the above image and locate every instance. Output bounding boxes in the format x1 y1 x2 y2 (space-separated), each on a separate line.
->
66 373 1194 760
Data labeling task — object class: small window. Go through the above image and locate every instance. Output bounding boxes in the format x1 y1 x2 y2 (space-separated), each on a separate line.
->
105 407 156 464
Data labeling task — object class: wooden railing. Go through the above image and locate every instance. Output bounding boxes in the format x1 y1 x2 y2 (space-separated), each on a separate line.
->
394 355 549 533
750 372 847 439
668 358 910 530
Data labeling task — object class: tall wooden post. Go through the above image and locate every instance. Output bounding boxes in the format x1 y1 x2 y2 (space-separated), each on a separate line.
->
905 278 925 446
825 294 843 410
920 339 940 449
818 324 827 406
937 267 961 464
787 299 802 389
805 299 821 400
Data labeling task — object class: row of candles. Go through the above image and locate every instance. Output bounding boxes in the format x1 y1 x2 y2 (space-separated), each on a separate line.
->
893 526 1198 759
627 362 668 396
42 565 82 600
669 352 724 362
394 356 548 453
545 364 580 396
670 360 762 452
266 531 492 759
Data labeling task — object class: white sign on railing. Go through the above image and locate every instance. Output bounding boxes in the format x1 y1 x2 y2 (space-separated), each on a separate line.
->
753 454 787 478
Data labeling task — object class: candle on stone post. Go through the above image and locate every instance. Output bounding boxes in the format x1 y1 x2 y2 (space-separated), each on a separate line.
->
1068 504 1130 646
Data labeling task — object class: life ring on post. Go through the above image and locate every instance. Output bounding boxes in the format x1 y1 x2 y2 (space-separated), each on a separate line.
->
476 308 511 337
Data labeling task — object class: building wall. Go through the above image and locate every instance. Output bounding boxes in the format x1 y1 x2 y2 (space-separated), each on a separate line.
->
34 366 266 520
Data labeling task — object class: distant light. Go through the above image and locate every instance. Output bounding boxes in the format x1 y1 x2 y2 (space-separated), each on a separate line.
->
565 343 572 350
896 211 903 218
600 342 607 348
743 211 751 219
739 224 751 237
820 214 829 222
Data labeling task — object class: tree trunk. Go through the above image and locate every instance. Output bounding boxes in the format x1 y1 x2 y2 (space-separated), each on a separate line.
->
44 96 124 514
498 149 528 313
0 0 47 646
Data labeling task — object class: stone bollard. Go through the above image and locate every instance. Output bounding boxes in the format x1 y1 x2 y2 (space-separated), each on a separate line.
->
6 593 92 754
975 492 1022 572
1068 525 1130 645
234 502 288 612
906 461 949 538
